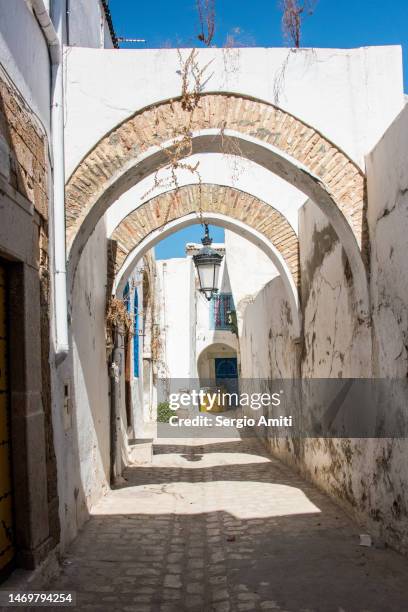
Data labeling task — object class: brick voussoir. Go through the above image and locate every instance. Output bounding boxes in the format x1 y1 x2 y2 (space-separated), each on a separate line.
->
66 94 366 267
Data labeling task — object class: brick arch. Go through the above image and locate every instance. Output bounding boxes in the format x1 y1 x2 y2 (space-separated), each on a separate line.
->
66 93 370 319
66 93 365 254
111 184 299 285
108 185 302 338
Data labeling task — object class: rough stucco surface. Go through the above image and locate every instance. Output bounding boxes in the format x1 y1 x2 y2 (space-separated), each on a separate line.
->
265 202 379 548
361 102 408 553
65 46 404 175
299 201 372 379
68 219 111 538
367 104 408 380
240 277 298 380
237 194 408 554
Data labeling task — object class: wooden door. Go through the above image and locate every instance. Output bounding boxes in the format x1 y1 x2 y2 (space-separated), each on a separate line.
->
0 262 14 573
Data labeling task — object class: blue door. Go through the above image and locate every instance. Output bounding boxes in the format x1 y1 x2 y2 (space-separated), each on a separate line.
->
215 357 238 380
215 357 238 403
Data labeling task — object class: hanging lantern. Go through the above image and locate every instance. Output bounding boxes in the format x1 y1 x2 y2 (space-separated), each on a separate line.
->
193 224 223 301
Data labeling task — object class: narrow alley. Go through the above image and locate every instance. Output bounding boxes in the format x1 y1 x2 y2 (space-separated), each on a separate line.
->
2 3 408 609
45 436 408 612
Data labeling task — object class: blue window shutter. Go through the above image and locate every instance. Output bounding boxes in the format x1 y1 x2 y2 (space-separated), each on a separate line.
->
133 289 139 378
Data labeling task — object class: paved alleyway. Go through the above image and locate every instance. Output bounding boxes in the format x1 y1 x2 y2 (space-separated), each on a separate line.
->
45 436 408 612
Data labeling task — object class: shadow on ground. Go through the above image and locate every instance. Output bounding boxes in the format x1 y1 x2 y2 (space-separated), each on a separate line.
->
43 437 408 612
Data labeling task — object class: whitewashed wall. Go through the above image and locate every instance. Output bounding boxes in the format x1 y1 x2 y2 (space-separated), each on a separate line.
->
65 46 404 176
237 180 408 554
225 230 279 335
362 102 408 553
0 0 51 135
155 257 196 381
56 218 110 546
299 201 372 379
240 277 298 380
367 103 408 379
68 0 114 49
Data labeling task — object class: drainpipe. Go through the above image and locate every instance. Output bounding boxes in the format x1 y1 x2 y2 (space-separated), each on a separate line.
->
31 0 69 361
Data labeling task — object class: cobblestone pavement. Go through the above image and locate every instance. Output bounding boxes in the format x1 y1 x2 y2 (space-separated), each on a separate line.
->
45 436 408 612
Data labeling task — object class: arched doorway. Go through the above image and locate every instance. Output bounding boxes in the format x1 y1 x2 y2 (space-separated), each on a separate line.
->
198 342 239 399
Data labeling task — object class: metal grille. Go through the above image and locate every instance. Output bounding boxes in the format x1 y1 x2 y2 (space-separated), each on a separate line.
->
210 293 234 330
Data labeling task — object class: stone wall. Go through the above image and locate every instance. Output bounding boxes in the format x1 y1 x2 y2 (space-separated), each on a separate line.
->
0 72 60 562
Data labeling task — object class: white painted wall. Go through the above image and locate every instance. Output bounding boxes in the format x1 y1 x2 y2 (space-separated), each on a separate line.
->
299 200 372 378
68 0 114 49
240 276 298 380
65 46 404 176
236 180 408 555
155 257 196 380
106 155 305 235
367 103 408 379
361 102 408 554
224 230 279 334
56 217 110 546
0 0 51 135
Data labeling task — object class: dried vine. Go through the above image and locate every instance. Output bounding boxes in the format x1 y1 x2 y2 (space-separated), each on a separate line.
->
281 0 317 48
196 0 216 46
142 48 215 226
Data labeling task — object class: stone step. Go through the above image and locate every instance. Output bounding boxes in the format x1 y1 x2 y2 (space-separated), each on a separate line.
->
127 439 153 465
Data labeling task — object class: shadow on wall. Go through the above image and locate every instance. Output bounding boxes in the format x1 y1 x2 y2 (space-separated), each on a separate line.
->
61 219 112 543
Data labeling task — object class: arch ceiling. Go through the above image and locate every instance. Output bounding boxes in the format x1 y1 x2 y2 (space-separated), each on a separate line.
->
105 153 306 235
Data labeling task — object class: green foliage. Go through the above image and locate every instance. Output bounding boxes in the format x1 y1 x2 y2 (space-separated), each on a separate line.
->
227 309 239 337
157 401 176 423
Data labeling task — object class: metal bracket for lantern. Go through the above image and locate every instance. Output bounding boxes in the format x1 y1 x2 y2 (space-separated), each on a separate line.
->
193 224 224 301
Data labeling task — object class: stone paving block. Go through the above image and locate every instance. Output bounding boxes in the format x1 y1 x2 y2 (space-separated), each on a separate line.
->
45 437 408 611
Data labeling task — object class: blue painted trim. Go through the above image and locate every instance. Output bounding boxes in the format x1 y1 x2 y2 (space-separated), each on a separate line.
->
133 289 139 378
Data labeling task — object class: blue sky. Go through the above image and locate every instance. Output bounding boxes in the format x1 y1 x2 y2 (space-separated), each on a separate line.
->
154 224 224 259
108 0 408 259
109 0 408 84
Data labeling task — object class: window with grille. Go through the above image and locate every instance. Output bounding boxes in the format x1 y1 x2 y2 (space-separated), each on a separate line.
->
210 293 234 330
